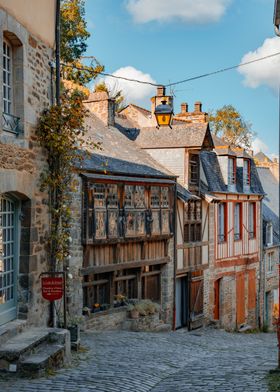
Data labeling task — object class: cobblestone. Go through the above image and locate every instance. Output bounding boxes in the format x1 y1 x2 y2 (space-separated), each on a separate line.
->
0 327 277 391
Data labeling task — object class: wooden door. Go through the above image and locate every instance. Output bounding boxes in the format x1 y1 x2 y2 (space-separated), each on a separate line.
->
236 272 245 325
214 279 220 320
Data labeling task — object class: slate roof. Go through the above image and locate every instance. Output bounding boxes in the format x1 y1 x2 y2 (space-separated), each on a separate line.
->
257 167 279 216
263 203 279 246
254 151 272 163
115 118 213 149
75 112 176 179
177 183 200 202
200 150 265 195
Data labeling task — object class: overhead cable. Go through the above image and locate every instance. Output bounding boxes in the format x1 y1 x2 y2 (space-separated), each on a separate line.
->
60 51 280 88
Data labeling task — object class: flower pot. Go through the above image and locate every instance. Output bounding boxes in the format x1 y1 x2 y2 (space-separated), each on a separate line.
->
68 325 80 342
130 309 139 319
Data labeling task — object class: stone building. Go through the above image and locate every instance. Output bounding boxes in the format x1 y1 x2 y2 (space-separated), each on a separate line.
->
117 88 265 331
66 91 177 330
257 165 279 329
201 136 264 330
0 0 56 327
117 88 213 330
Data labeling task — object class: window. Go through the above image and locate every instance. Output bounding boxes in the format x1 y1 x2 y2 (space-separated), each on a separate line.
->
84 182 173 241
3 39 12 114
248 202 256 239
228 157 236 185
243 159 250 187
218 203 227 243
234 203 242 241
266 222 273 246
189 154 200 186
267 252 274 272
184 201 202 243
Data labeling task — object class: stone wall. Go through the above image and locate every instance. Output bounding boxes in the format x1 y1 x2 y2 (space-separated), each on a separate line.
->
0 8 54 327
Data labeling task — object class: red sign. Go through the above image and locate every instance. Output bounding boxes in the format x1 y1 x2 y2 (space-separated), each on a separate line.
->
41 277 64 301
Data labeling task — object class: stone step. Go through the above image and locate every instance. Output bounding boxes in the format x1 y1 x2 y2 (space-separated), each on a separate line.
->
0 319 27 347
20 343 65 376
0 328 50 364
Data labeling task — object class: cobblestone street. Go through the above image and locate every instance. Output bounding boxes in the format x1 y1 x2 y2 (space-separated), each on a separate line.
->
0 328 278 392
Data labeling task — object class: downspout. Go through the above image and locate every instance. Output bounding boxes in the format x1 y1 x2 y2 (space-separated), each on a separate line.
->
49 0 61 328
55 0 61 106
172 180 178 331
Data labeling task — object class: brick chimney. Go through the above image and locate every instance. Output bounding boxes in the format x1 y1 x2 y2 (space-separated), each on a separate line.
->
194 101 202 113
174 100 207 123
181 103 188 113
84 91 115 126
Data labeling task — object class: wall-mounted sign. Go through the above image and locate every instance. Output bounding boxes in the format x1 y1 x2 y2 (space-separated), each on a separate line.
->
41 277 64 301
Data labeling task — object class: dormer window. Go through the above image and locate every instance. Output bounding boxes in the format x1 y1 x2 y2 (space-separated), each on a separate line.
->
243 159 250 187
189 153 199 186
228 157 236 185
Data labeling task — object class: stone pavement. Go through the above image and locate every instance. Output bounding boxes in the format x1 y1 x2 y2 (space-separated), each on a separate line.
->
0 327 277 391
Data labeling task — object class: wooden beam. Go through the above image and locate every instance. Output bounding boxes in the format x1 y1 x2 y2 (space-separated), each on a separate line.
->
177 241 208 249
82 279 109 288
114 274 136 282
80 257 170 275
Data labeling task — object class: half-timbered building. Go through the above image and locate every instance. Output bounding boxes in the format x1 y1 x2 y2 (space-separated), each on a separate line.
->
67 92 177 329
117 87 213 330
200 135 265 330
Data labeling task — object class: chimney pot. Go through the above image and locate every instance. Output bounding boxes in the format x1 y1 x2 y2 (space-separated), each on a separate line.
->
157 85 166 97
194 101 202 113
181 103 188 113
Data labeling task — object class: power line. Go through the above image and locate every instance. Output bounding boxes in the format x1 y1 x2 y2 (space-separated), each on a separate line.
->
61 50 280 88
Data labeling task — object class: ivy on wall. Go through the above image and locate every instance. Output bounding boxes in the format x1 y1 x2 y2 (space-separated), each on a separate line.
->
36 89 97 268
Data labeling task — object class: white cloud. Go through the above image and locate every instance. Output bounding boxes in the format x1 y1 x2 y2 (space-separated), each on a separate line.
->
125 0 231 24
252 137 269 154
238 37 280 90
99 66 156 105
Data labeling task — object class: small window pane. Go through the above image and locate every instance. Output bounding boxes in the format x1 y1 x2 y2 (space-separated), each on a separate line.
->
151 187 160 208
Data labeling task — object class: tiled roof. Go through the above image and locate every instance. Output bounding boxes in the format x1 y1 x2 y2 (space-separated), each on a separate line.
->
115 119 213 149
75 112 176 179
200 150 265 195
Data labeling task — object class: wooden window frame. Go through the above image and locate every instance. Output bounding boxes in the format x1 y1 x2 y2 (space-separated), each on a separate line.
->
218 202 227 243
248 202 256 239
243 159 251 187
189 153 200 187
234 202 242 241
228 157 236 186
184 200 202 243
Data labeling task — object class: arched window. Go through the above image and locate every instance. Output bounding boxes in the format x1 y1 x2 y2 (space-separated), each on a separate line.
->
2 32 23 136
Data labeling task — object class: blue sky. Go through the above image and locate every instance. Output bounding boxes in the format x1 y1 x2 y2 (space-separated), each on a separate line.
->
84 0 279 157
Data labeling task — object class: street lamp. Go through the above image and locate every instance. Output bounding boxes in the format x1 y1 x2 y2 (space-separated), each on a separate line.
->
154 99 173 128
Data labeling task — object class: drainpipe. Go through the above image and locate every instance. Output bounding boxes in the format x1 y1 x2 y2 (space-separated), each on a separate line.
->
172 180 178 331
55 0 61 106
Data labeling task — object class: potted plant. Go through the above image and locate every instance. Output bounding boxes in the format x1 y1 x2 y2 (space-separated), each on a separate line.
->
92 303 101 313
127 304 140 319
67 315 83 342
82 306 91 316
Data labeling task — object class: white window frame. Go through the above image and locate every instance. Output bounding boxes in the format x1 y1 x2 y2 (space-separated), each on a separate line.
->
267 251 274 272
248 202 255 239
243 159 250 187
3 38 13 114
266 222 273 246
